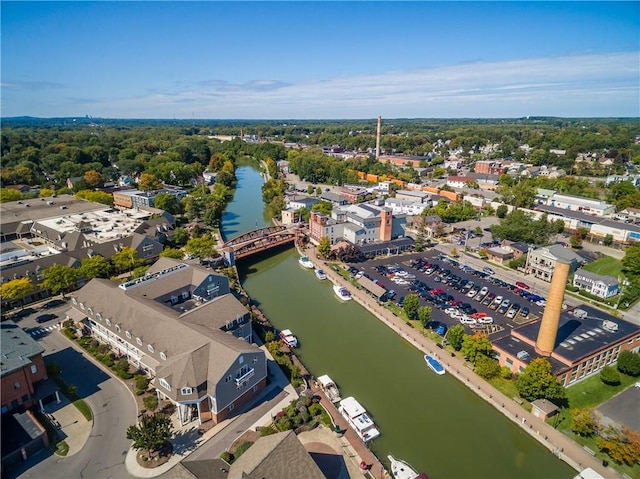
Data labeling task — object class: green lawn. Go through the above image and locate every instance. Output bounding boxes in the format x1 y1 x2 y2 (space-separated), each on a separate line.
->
581 256 623 278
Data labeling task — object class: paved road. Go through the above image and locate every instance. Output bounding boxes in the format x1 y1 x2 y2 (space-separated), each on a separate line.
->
8 304 137 479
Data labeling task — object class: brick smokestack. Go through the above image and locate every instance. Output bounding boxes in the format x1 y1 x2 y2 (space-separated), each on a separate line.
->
535 259 571 356
375 116 381 160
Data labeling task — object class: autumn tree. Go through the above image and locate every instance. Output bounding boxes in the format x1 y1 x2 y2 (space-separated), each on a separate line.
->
126 413 174 459
475 355 501 379
41 265 79 298
460 332 493 365
84 169 103 188
138 173 162 192
515 358 566 402
317 236 331 258
1 278 34 309
571 408 598 437
597 426 640 466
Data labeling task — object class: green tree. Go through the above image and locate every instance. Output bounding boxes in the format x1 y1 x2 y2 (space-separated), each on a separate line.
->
460 332 493 365
569 231 583 249
617 350 640 376
475 355 501 379
311 201 333 215
603 234 614 246
126 412 173 459
79 255 111 279
173 227 189 247
0 188 22 203
75 190 114 206
622 243 640 279
600 366 621 385
111 246 144 274
41 264 79 297
403 293 420 320
0 277 34 309
159 247 184 259
152 193 180 214
496 204 508 218
417 306 432 327
447 324 466 351
317 236 331 258
515 358 566 402
184 235 217 261
571 408 597 436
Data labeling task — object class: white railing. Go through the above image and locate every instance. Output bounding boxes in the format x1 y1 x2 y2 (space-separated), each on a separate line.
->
234 368 254 385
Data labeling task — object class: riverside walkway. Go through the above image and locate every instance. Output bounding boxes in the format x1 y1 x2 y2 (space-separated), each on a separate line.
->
308 246 617 479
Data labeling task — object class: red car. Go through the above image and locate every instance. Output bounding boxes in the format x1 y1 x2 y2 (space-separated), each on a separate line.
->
515 281 530 290
430 288 445 295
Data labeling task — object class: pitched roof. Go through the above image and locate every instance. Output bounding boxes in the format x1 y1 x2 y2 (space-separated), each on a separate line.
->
1 321 45 377
574 268 618 286
228 430 326 479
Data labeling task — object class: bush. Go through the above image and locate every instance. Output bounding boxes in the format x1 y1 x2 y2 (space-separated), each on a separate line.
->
135 374 150 395
500 366 513 380
617 350 640 376
600 366 621 385
220 451 234 463
496 205 508 218
234 441 253 459
143 394 159 411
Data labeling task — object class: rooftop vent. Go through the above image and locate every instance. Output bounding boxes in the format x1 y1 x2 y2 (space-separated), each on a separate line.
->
516 350 530 360
602 320 619 332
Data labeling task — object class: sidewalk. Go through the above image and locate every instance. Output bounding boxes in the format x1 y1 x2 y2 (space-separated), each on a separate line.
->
42 393 92 457
309 246 617 479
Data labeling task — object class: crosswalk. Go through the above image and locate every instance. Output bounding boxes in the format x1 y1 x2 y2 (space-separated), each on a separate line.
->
29 324 61 337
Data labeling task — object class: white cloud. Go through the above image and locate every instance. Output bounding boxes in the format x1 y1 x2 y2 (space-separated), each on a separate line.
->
3 52 638 118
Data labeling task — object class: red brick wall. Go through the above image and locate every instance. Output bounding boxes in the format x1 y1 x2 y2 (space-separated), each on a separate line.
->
1 354 46 412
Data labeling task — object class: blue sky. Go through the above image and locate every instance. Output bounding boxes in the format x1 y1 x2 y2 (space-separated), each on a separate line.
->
2 2 639 119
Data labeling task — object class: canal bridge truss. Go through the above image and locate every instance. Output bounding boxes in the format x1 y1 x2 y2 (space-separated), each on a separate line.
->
222 225 299 265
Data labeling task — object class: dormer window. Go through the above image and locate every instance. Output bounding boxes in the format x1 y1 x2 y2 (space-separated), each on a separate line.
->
136 337 142 346
87 307 93 315
106 319 112 326
160 352 167 361
148 344 155 353
72 298 77 305
79 302 85 310
96 313 102 321
125 331 132 339
180 387 192 395
115 324 120 332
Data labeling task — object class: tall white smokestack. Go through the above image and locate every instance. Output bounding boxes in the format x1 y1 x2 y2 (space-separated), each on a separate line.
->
375 116 381 160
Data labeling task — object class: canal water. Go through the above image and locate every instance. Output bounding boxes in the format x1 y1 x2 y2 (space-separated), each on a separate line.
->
224 162 575 479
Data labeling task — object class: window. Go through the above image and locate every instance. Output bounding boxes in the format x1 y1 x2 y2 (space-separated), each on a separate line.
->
96 312 102 321
115 324 121 332
148 344 155 353
79 302 85 310
106 318 111 326
30 364 37 374
14 382 21 390
225 375 232 383
228 404 234 412
159 378 171 390
142 243 154 252
136 337 142 346
72 298 77 305
87 307 93 315
239 355 243 364
160 352 167 361
181 387 193 395
126 331 132 339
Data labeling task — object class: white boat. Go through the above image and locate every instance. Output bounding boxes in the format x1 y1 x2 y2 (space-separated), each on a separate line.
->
338 396 380 443
298 255 314 269
279 329 298 348
317 374 341 403
424 353 445 375
333 284 352 301
388 455 429 479
315 268 327 280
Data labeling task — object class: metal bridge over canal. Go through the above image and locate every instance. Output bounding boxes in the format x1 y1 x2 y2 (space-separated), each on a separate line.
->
221 225 299 265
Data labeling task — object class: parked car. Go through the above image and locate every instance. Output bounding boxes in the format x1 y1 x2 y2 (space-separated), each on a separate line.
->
471 312 487 319
477 316 494 324
498 299 511 314
489 295 503 310
515 281 530 290
35 313 57 324
483 293 495 306
520 306 530 318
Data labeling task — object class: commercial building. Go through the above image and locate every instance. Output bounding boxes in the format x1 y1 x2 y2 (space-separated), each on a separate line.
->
573 269 619 299
394 190 433 204
474 160 505 175
112 186 187 210
543 193 616 218
65 258 267 426
383 198 429 216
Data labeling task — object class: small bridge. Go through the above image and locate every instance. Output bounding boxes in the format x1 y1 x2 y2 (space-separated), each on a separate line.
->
222 225 299 265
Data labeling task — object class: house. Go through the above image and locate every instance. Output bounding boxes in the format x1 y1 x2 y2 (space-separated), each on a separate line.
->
383 198 429 216
573 269 619 299
446 175 477 189
485 246 514 265
615 207 640 223
319 191 348 207
526 244 583 282
339 186 368 204
501 240 530 259
474 160 505 175
65 258 267 426
227 430 326 479
286 195 320 211
203 170 217 184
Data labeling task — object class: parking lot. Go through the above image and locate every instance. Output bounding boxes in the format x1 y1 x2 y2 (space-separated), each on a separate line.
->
352 252 547 338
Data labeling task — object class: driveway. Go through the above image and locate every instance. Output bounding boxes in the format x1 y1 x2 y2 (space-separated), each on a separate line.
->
9 326 137 479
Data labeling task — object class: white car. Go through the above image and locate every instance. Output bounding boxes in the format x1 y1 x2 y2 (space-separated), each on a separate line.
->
395 270 408 277
467 288 478 298
460 316 477 325
506 308 518 319
477 316 494 324
477 286 489 298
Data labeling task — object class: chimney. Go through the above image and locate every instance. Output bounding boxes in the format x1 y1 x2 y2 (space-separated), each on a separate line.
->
375 116 381 160
535 259 571 356
379 208 392 241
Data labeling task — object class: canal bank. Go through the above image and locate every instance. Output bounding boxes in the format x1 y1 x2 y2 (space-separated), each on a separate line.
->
224 162 577 479
306 246 614 479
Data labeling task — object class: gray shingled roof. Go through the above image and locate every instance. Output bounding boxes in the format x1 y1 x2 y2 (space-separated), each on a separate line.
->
574 268 619 286
1 321 45 377
228 430 326 479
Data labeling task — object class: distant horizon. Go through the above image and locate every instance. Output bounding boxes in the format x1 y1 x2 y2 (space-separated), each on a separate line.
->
2 2 638 119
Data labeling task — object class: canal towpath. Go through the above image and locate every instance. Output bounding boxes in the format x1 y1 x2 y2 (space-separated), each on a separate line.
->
307 246 617 479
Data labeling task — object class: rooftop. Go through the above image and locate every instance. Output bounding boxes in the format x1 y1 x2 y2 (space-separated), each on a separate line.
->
0 321 45 377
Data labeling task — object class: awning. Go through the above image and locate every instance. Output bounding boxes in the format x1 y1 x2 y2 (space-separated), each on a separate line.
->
358 276 387 298
64 308 87 322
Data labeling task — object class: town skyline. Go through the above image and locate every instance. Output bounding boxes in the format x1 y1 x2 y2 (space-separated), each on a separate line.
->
2 2 639 119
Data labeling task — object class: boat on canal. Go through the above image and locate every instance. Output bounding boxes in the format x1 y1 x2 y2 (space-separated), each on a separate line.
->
424 353 445 375
317 374 341 403
315 268 327 280
279 329 298 348
333 284 352 301
299 255 314 269
388 455 429 479
338 396 380 443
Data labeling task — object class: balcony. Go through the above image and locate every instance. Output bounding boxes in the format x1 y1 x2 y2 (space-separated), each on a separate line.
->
234 368 254 385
